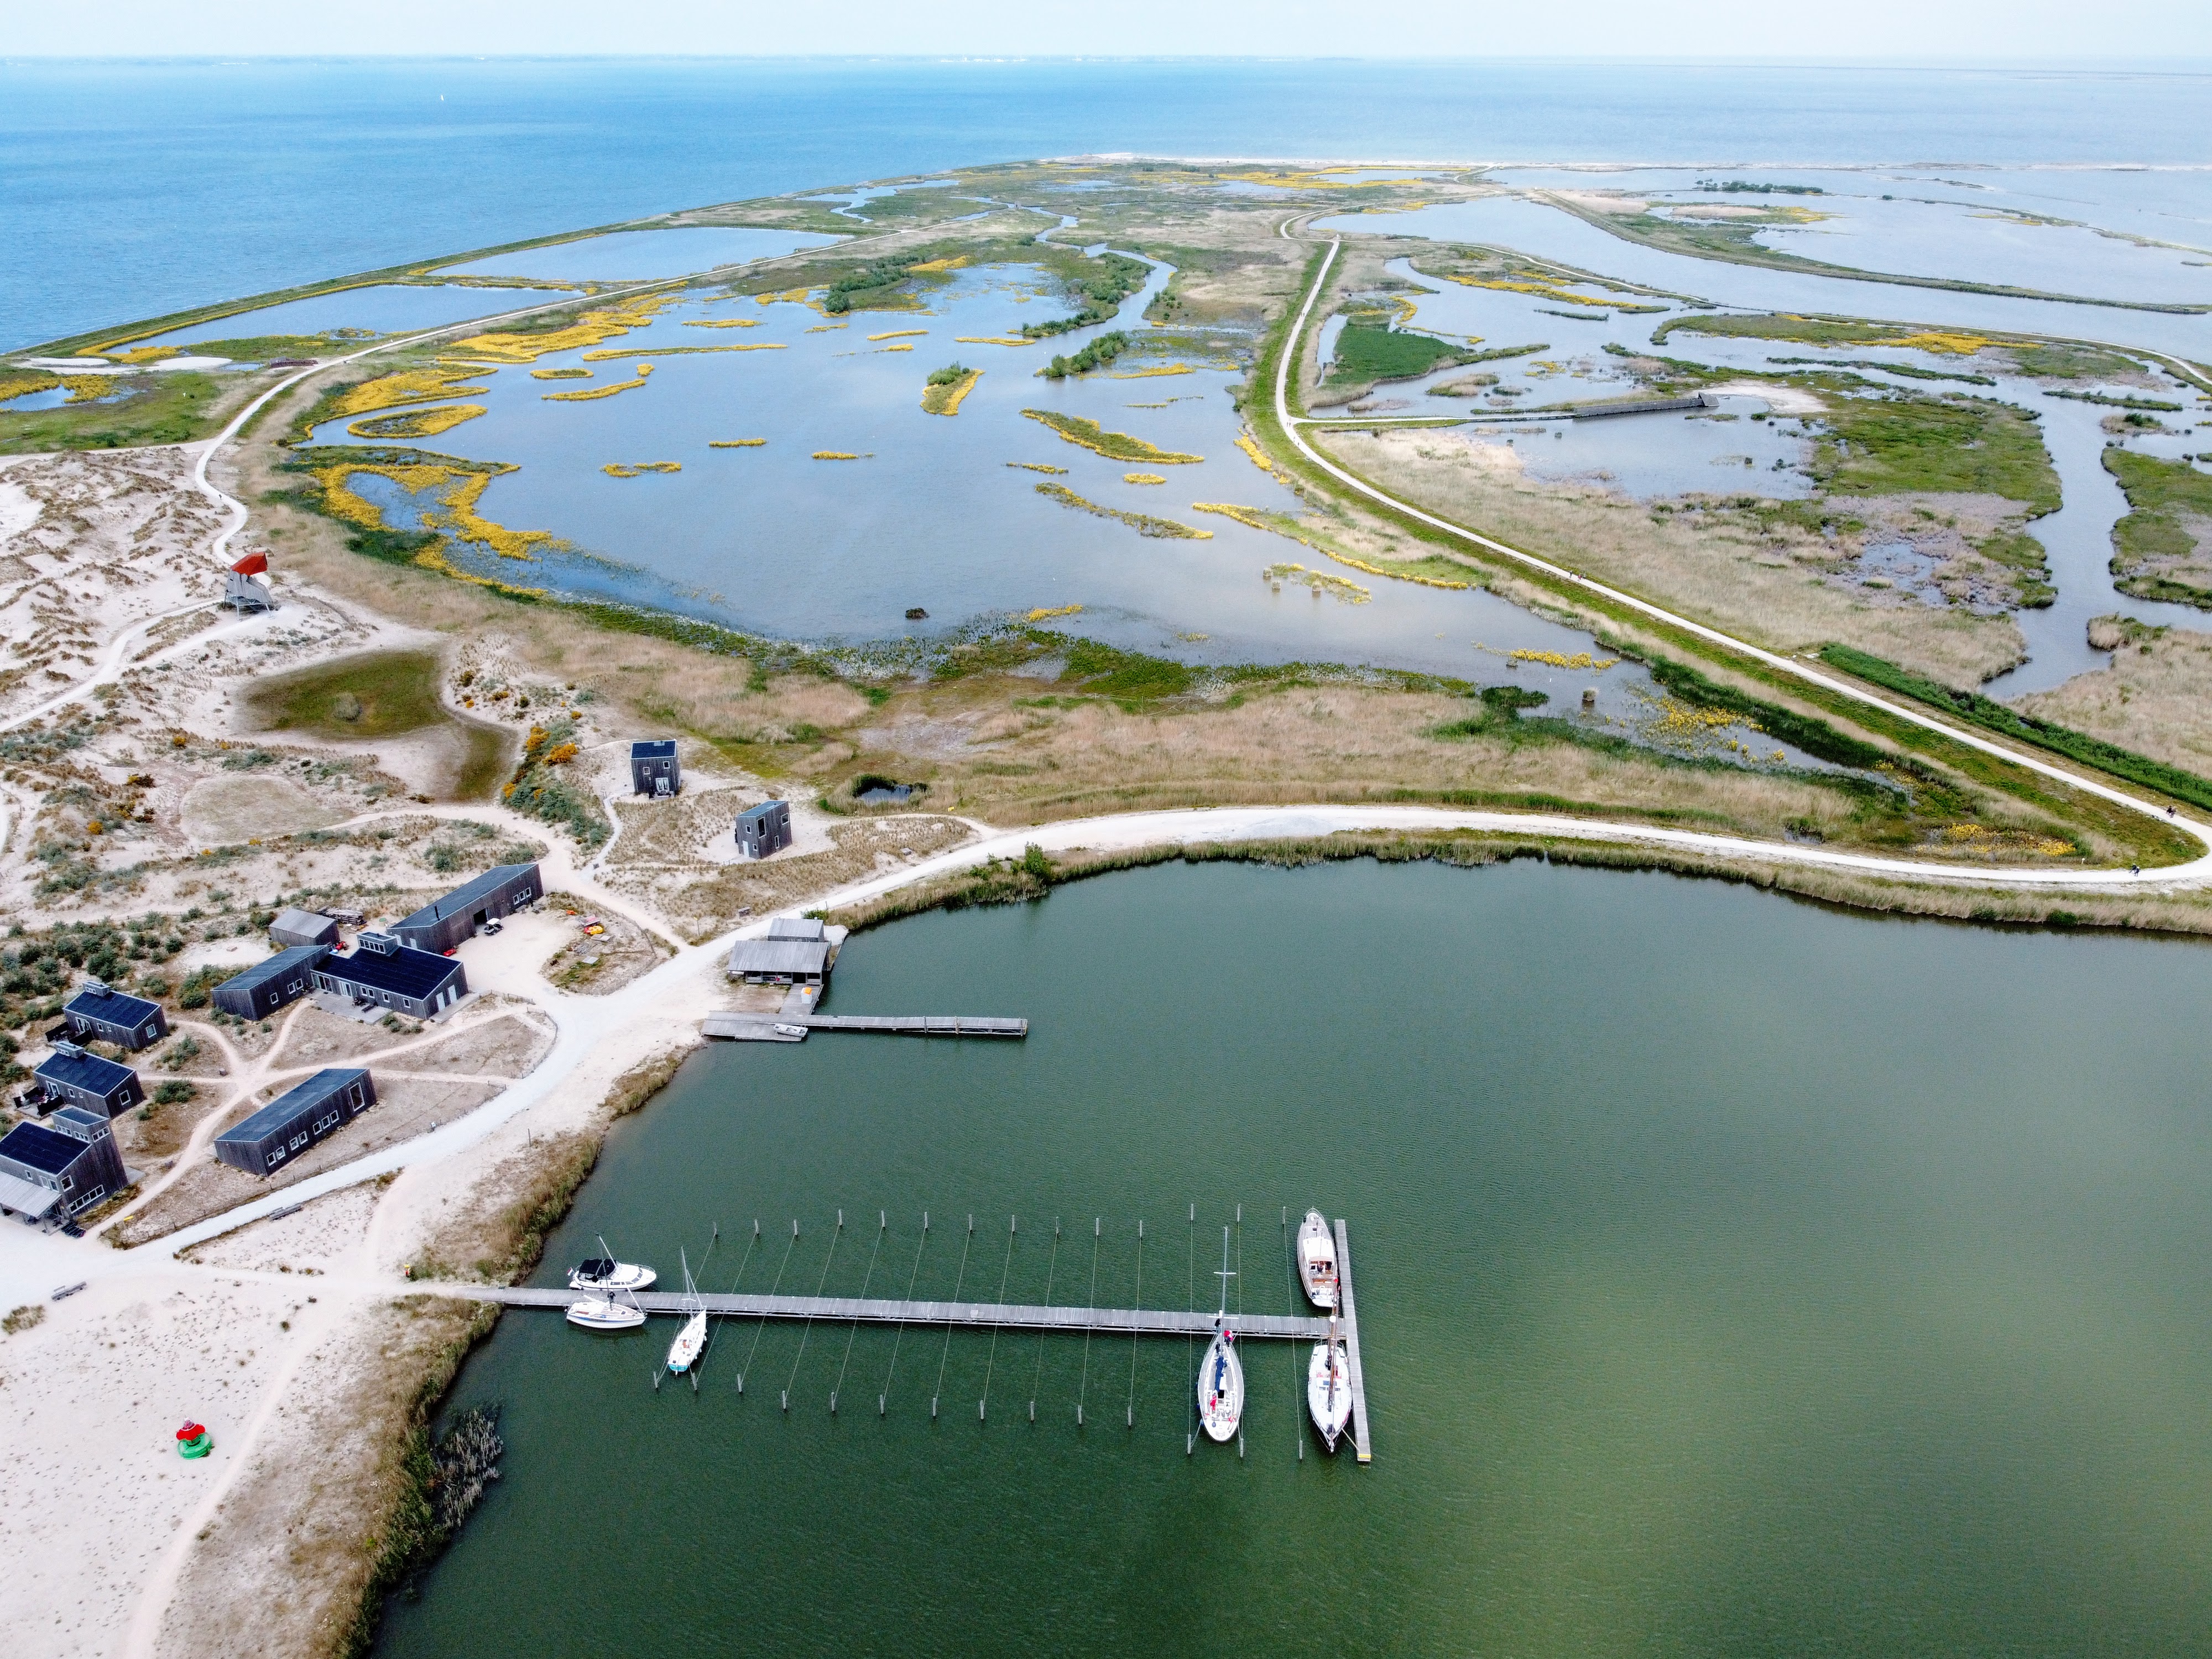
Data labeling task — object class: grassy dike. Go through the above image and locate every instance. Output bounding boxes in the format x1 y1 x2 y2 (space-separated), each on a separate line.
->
1244 239 2202 872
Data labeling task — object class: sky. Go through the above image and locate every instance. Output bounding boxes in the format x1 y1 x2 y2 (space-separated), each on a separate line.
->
14 0 2212 60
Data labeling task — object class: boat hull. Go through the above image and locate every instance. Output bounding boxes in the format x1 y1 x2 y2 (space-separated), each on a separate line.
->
1197 1327 1245 1443
1307 1340 1351 1451
666 1310 708 1373
568 1261 657 1292
1297 1211 1339 1312
566 1298 645 1332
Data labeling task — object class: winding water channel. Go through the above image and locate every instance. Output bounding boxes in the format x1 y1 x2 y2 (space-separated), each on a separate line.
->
380 858 2212 1658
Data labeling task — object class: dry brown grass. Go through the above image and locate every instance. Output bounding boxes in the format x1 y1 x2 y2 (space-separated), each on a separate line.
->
1318 428 2028 685
152 1295 496 1659
2014 619 2212 775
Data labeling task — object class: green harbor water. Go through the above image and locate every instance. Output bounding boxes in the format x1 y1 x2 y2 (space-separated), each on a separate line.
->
378 858 2212 1657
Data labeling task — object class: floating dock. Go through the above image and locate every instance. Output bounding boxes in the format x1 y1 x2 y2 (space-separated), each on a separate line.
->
1333 1218 1372 1463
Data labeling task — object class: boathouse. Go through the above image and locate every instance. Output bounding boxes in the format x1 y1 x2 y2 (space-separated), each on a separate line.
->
268 907 340 950
312 935 467 1021
212 945 331 1020
32 1043 144 1118
0 1107 127 1221
390 862 542 954
214 1068 377 1176
726 917 835 985
62 981 168 1051
630 739 681 797
736 801 792 860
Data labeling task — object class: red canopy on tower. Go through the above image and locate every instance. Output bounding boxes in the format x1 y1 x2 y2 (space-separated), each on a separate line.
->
230 551 268 576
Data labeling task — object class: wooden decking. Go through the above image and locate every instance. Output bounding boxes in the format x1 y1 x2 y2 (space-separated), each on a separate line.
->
1333 1217 1373 1463
477 1284 1324 1336
701 1013 1027 1042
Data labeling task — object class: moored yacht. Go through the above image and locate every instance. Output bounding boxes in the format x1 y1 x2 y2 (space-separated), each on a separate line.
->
570 1235 656 1292
1197 1227 1244 1443
1307 1327 1351 1452
665 1249 709 1374
1297 1209 1338 1311
566 1292 645 1332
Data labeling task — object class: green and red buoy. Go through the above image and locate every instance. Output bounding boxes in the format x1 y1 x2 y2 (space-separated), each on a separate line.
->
176 1421 211 1459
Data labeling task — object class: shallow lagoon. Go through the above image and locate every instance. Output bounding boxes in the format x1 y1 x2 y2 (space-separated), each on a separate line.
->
437 226 846 281
375 857 2212 1659
139 284 555 349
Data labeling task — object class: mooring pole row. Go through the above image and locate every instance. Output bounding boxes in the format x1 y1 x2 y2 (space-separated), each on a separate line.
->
782 1208 843 1411
830 1211 887 1415
880 1211 927 1416
1029 1215 1060 1425
931 1213 976 1421
737 1220 799 1396
1186 1201 1197 1457
1077 1216 1100 1427
1128 1217 1144 1430
979 1215 1017 1420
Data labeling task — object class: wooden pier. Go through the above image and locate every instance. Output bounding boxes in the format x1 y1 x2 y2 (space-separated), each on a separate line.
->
1333 1218 1373 1463
476 1284 1326 1337
702 1013 1027 1042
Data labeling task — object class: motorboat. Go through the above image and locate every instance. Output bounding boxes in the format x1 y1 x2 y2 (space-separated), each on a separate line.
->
1297 1209 1338 1311
570 1237 656 1293
1196 1227 1244 1443
566 1295 644 1332
665 1248 709 1374
1308 1327 1352 1452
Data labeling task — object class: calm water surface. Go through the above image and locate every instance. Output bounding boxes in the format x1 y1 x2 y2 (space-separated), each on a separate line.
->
380 859 2212 1658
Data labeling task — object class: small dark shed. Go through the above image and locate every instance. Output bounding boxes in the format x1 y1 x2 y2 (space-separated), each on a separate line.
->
213 1068 377 1176
0 1107 127 1220
736 801 792 860
269 907 340 950
63 982 168 1051
312 938 467 1020
212 946 331 1020
33 1043 144 1118
631 739 681 797
392 863 542 954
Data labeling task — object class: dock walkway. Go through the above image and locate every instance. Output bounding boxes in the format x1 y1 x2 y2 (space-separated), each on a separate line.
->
702 1012 1027 1042
476 1284 1326 1337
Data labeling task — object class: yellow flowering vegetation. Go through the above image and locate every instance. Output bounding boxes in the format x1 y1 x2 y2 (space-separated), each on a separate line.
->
869 329 930 341
756 286 816 306
813 451 862 460
603 462 681 477
709 439 766 447
1005 461 1067 474
1021 409 1201 464
544 365 654 402
806 322 848 332
333 367 491 419
684 319 761 329
1209 169 1363 190
1123 472 1167 484
1508 648 1619 670
1263 561 1370 604
0 369 64 404
1432 273 1614 308
878 344 915 353
531 367 592 380
1024 603 1083 622
579 343 786 360
449 292 679 364
908 255 969 274
64 375 126 405
1235 430 1296 486
310 459 555 591
956 336 1032 347
920 368 983 416
1194 503 1472 591
106 345 181 366
1941 823 2078 858
1885 331 1991 356
1108 364 1195 379
345 403 487 440
1036 482 1212 539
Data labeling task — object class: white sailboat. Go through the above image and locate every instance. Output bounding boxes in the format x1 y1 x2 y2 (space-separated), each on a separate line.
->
568 1236 657 1293
566 1286 645 1332
1297 1209 1338 1311
665 1248 708 1374
1307 1316 1352 1452
1196 1226 1244 1444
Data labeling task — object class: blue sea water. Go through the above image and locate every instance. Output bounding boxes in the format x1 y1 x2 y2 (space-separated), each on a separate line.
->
6 56 2211 350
